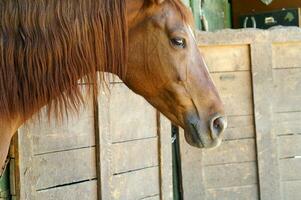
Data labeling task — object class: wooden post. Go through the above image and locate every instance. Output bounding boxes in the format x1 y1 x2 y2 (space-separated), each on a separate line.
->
157 113 173 200
251 43 281 200
97 88 112 200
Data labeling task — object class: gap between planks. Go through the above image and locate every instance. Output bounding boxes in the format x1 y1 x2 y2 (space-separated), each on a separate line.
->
36 178 97 192
33 145 96 156
113 165 159 176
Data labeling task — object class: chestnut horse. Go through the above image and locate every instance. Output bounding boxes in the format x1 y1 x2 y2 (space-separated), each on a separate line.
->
0 0 227 176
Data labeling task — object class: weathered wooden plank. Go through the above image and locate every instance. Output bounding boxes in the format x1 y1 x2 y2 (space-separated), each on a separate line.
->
17 127 37 199
179 128 206 199
278 135 301 159
111 138 158 174
273 42 301 69
36 180 97 200
282 180 301 200
111 167 160 200
206 184 258 200
223 115 255 140
109 83 157 142
26 99 95 154
97 88 112 200
204 162 258 189
200 45 250 72
273 68 301 113
158 114 173 200
273 112 301 136
212 71 253 116
280 158 301 181
34 147 96 190
203 139 256 166
251 43 281 200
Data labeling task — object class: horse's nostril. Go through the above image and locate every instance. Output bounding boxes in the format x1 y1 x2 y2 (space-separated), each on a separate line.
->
210 116 227 139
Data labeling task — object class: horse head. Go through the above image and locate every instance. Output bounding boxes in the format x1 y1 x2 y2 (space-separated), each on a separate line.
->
125 0 227 148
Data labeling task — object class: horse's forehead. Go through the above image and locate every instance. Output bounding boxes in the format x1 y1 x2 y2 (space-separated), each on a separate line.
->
150 6 187 30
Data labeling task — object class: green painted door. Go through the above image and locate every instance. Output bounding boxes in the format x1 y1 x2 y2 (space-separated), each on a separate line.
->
183 0 231 31
0 167 10 200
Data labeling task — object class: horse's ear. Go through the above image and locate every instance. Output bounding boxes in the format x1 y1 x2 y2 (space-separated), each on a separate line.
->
149 0 165 4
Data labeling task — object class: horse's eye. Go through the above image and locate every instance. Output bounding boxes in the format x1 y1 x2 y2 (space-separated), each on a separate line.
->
170 37 186 48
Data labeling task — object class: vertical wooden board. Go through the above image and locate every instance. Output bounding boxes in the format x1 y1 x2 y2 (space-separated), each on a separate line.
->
223 115 255 140
98 85 173 200
203 139 256 166
273 68 301 113
204 162 258 188
273 42 301 69
200 45 250 72
109 83 157 142
282 181 301 200
273 112 301 136
110 167 160 200
179 128 206 199
98 89 112 200
278 135 301 159
33 147 97 190
212 71 253 116
279 158 301 181
158 114 173 200
111 138 159 174
206 185 258 200
17 127 37 200
36 180 98 200
251 43 281 200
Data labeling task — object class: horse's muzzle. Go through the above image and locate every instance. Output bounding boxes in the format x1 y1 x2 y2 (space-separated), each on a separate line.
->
184 113 227 148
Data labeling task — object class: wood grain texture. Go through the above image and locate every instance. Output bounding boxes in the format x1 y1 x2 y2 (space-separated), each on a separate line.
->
212 71 253 116
179 128 206 200
203 139 256 166
206 184 258 200
97 82 172 200
282 180 301 200
273 43 301 69
111 138 159 174
251 43 281 200
158 114 173 200
273 68 301 113
274 112 301 136
200 45 250 72
279 158 301 181
223 115 255 140
110 167 160 200
98 88 113 200
204 162 258 188
278 135 301 159
109 83 157 142
33 147 96 190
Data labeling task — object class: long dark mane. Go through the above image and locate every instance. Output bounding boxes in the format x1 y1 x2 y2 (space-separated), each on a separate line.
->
0 0 127 121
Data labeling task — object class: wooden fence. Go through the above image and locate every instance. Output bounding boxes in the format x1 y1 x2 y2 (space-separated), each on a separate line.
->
180 27 301 200
10 80 173 200
9 27 301 200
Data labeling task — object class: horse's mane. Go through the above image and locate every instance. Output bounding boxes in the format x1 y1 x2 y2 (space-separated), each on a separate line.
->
0 0 189 122
0 0 127 121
